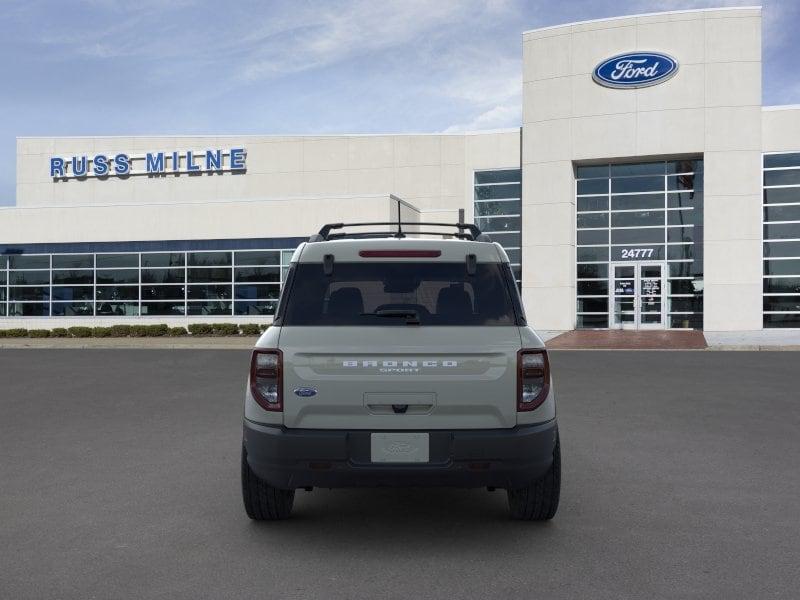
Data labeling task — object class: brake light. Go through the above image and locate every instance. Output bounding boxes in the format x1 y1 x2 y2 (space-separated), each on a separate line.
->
358 250 441 258
250 349 283 411
517 349 550 411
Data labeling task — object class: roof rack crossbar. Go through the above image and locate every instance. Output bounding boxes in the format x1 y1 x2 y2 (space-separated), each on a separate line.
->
310 221 489 242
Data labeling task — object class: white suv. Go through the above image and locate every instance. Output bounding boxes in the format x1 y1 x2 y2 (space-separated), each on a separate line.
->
241 222 560 520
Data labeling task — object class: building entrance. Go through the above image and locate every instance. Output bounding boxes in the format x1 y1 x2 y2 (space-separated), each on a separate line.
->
610 262 666 329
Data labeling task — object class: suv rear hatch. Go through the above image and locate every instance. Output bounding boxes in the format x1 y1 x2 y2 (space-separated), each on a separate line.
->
275 245 524 429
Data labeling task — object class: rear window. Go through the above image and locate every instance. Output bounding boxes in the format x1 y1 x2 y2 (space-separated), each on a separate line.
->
281 262 519 326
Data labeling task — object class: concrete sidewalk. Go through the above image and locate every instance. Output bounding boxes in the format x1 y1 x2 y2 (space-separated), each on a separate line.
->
539 329 800 350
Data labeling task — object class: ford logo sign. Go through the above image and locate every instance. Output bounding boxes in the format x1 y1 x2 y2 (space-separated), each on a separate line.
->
593 52 678 89
293 387 318 397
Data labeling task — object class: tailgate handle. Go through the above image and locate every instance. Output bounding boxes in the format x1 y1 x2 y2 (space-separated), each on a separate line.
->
391 404 408 414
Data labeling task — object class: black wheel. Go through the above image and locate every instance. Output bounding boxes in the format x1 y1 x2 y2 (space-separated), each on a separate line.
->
507 435 560 521
241 447 295 520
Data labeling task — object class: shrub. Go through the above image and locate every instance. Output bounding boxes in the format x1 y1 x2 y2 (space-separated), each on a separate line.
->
68 326 92 338
28 329 51 338
92 327 113 338
51 328 69 338
129 325 149 338
145 324 169 337
109 324 132 337
168 326 188 336
0 329 6 338
188 323 213 336
212 323 239 336
239 323 261 335
5 328 28 337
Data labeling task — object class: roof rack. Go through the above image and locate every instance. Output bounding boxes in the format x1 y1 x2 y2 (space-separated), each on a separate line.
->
308 222 492 243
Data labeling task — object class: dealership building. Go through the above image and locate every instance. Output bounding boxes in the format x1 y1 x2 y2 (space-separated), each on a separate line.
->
3 6 800 332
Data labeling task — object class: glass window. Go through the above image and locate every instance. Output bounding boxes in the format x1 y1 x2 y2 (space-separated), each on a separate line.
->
504 249 521 264
187 301 232 315
669 297 703 312
235 251 280 266
577 298 608 312
763 188 800 204
669 262 698 277
96 286 138 301
187 285 232 300
764 314 800 327
763 297 800 312
281 250 295 264
474 200 521 217
611 210 665 227
764 223 800 240
667 174 698 191
576 314 608 328
668 227 695 244
141 285 184 300
52 302 94 316
577 180 607 195
577 281 608 295
667 245 694 260
577 230 608 245
8 302 48 316
0 304 5 316
611 194 664 211
764 259 800 275
96 254 138 268
764 153 800 168
188 252 231 267
234 285 281 300
141 302 185 316
95 269 138 284
667 160 702 174
0 271 5 285
9 255 49 269
764 205 800 223
764 242 800 258
610 162 664 176
475 216 520 232
577 264 608 279
577 213 608 229
668 192 701 209
474 184 521 200
283 263 518 326
763 278 800 294
9 287 50 301
474 170 520 185
611 246 665 261
669 314 703 329
96 302 138 316
577 247 608 262
611 228 665 245
9 271 50 285
142 268 185 284
669 279 702 295
577 196 608 212
52 286 93 301
52 270 93 284
611 176 663 194
52 254 93 269
764 169 800 187
576 165 609 178
235 300 278 316
484 232 520 248
141 253 185 267
188 267 231 283
668 209 698 226
0 255 6 269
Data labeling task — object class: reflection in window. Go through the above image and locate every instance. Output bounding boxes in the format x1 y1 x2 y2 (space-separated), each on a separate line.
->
475 169 521 287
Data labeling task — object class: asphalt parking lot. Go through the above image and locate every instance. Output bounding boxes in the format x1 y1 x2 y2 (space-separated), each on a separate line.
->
1 349 798 599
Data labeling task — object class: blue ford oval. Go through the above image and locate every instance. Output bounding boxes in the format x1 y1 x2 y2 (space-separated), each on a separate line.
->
293 387 318 397
593 52 678 89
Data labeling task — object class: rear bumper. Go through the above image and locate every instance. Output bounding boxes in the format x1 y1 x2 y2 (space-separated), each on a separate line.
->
242 419 558 489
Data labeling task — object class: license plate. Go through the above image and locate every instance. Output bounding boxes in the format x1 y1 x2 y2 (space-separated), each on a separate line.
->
370 433 429 463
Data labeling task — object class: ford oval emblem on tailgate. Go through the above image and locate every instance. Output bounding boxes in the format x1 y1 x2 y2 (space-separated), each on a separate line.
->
294 387 318 397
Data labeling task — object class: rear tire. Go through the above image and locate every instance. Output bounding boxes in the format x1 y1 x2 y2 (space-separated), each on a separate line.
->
241 447 295 520
507 435 560 521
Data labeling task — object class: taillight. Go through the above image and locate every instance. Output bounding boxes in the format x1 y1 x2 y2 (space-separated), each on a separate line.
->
517 349 550 411
250 349 282 411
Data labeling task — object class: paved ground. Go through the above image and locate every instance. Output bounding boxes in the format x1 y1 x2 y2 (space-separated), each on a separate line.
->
546 329 707 350
1 350 798 600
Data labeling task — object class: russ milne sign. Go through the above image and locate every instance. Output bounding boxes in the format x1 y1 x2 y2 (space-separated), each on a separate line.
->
49 148 246 179
592 52 678 89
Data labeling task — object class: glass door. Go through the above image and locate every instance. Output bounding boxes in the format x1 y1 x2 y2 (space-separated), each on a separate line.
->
610 262 666 329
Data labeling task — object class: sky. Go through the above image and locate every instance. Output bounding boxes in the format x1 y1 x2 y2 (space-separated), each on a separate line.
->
1 0 799 206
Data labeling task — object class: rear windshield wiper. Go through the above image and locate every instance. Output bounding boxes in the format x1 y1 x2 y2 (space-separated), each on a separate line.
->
361 309 420 324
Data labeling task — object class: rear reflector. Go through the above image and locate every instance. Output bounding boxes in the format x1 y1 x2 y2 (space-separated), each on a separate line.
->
359 250 442 258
